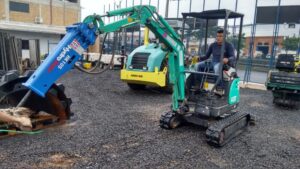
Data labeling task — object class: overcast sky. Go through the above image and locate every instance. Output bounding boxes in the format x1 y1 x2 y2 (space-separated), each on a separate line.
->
81 0 300 24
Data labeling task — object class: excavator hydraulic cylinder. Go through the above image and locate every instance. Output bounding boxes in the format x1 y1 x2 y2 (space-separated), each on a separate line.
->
23 23 97 97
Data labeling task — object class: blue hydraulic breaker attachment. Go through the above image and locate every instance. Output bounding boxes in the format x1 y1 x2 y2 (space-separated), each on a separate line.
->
23 23 98 97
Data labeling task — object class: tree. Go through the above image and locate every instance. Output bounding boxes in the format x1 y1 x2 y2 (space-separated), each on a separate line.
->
282 36 300 54
226 33 246 51
190 27 245 49
190 26 219 40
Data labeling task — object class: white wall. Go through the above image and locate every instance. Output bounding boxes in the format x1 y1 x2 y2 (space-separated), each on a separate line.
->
1 30 61 57
243 24 300 37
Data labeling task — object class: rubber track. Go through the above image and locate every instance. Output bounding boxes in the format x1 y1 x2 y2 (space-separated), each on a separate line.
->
206 111 251 147
160 111 178 129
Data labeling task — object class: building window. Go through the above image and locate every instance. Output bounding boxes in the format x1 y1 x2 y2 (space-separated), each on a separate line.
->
67 0 78 3
9 1 29 13
264 43 269 46
22 40 29 50
257 42 263 46
288 24 296 29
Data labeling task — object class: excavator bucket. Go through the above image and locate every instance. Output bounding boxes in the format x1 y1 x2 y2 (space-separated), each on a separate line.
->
0 73 72 138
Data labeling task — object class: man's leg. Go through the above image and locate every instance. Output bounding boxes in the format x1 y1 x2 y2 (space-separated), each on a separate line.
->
213 62 225 89
213 62 220 75
195 61 208 72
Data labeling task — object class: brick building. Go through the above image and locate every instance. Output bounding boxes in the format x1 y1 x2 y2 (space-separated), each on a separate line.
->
0 0 81 60
243 5 300 58
244 35 285 58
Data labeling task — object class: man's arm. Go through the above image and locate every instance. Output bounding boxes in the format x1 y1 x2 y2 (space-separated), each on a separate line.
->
200 44 213 61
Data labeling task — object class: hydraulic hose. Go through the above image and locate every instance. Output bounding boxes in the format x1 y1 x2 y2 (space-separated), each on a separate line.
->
75 33 115 74
0 129 43 135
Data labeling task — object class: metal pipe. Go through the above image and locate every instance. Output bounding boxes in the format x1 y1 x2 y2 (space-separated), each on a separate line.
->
243 0 258 83
165 0 170 18
297 26 300 56
131 0 134 51
139 0 142 46
181 17 186 42
17 90 32 107
236 16 243 65
3 33 8 70
114 2 116 21
103 5 106 23
204 19 209 53
220 12 230 71
177 0 180 18
118 1 122 21
118 0 122 51
198 20 203 56
233 0 238 48
108 4 111 53
269 0 281 68
0 33 2 70
157 0 160 13
185 0 192 55
184 71 219 77
144 27 150 45
110 32 117 69
124 0 128 53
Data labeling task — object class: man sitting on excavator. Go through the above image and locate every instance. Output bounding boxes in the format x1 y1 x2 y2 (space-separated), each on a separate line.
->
195 29 236 74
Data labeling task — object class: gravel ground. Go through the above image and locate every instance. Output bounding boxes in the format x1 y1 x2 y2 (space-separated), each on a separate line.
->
1 70 300 169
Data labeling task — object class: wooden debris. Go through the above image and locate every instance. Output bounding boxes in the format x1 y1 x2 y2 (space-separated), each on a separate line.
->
0 107 34 130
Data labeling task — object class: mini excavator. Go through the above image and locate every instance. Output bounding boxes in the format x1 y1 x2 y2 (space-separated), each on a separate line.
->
0 6 253 146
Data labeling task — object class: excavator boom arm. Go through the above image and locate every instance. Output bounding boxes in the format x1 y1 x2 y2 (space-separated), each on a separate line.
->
24 5 185 111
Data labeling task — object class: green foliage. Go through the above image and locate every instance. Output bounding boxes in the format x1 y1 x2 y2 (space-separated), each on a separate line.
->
282 36 300 51
189 27 246 50
227 33 246 50
190 26 219 40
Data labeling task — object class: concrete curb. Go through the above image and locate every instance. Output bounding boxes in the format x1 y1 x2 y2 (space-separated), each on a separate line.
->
240 82 267 91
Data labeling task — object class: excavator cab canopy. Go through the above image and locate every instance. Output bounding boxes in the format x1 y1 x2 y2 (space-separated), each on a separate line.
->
181 9 244 63
182 9 244 92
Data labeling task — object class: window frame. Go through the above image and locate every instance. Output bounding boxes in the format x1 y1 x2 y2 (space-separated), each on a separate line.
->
9 1 30 13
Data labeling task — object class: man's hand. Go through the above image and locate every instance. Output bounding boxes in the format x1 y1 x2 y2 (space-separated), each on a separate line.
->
223 58 229 64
